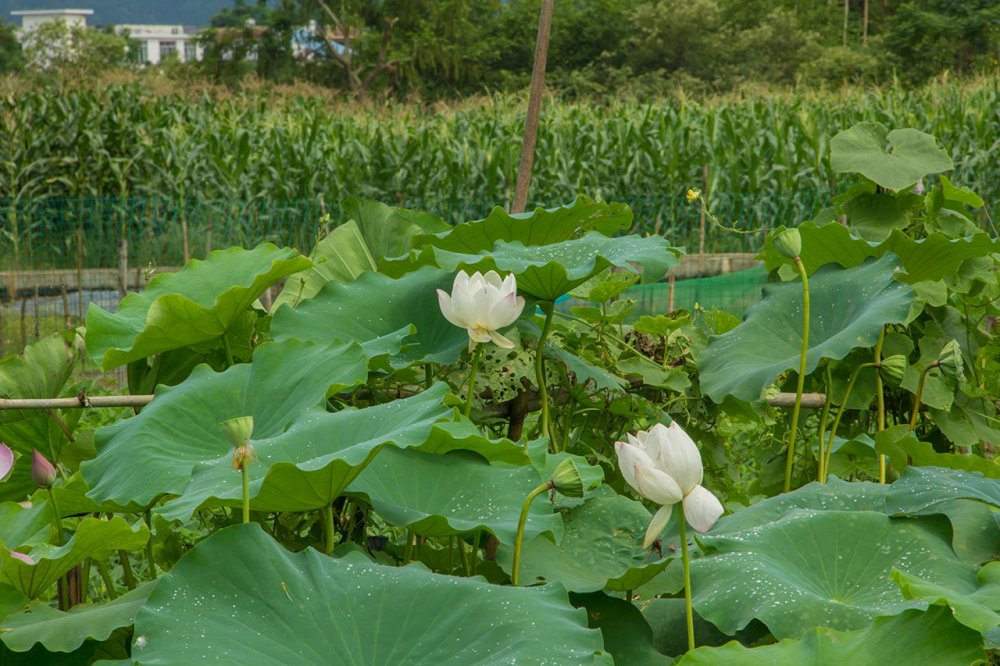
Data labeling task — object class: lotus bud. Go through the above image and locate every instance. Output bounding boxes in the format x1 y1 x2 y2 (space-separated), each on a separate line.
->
220 416 254 449
549 458 585 498
31 451 56 489
0 443 13 482
772 228 802 259
878 355 907 383
936 340 964 382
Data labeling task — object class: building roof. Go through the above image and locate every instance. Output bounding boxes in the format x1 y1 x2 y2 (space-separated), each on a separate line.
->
11 9 95 16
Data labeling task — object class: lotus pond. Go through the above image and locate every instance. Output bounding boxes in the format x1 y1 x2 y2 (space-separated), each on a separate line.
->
0 123 997 664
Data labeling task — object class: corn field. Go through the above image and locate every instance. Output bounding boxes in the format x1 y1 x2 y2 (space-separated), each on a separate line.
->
1 80 997 268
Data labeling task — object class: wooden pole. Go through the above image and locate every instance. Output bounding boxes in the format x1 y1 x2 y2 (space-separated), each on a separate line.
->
510 0 556 214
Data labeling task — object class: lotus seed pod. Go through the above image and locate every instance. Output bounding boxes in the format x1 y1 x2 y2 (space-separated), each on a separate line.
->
550 458 585 498
220 416 254 449
772 228 802 259
879 355 907 383
936 340 964 382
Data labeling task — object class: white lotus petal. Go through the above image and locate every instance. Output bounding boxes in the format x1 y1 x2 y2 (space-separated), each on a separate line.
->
488 330 516 349
436 290 465 328
614 440 655 494
482 270 504 289
655 422 703 494
683 485 724 533
469 327 492 344
634 465 684 505
489 291 522 329
643 504 673 549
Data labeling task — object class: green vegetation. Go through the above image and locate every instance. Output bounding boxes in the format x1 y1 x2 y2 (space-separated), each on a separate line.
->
1 79 996 268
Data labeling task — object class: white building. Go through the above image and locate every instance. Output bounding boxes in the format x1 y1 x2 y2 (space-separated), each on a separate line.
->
115 24 204 65
11 8 93 31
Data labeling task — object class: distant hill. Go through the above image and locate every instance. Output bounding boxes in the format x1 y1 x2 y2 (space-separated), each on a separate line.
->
1 0 242 26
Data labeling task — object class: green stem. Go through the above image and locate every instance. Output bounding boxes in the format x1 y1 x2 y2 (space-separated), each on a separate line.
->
144 509 157 580
464 344 484 418
45 487 64 546
95 558 118 600
512 482 552 586
816 365 833 483
118 550 137 590
873 328 887 483
241 464 250 525
221 332 235 367
822 362 878 483
424 363 433 390
909 362 937 431
678 503 696 653
458 535 471 577
535 302 556 445
783 257 810 493
81 558 92 603
403 530 415 564
321 505 335 556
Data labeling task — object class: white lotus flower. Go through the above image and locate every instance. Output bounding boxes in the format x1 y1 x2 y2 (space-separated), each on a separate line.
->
615 422 724 548
437 270 525 350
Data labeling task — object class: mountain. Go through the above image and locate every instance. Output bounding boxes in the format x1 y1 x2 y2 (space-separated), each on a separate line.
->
1 0 240 26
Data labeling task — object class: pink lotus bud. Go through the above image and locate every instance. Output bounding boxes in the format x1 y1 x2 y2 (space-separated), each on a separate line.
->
0 443 13 482
31 450 57 489
9 551 34 565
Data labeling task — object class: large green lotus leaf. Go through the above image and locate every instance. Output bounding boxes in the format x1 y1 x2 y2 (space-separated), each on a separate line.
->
415 421 530 466
677 606 983 665
0 335 80 502
496 494 673 593
885 466 1000 515
570 592 669 666
342 197 450 263
156 384 455 521
272 265 469 367
346 447 561 544
699 255 913 402
894 563 1000 649
86 243 310 370
830 123 954 191
132 524 611 665
875 426 1000 479
642 599 770 657
690 509 976 638
930 500 1000 564
0 582 153 653
391 233 681 301
1 517 148 598
272 220 377 310
712 478 888 534
759 223 1000 283
841 192 909 242
0 499 54 551
411 196 633 255
81 339 368 509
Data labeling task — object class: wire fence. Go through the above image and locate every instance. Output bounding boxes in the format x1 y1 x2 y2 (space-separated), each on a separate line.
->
0 194 825 356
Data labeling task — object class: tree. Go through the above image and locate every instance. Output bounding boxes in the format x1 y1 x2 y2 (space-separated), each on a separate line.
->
19 20 130 77
0 21 25 74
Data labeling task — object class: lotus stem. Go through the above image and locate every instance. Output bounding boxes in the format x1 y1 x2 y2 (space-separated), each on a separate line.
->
783 256 810 493
822 362 878 483
118 550 137 590
816 365 833 483
464 344 484 418
221 333 235 367
144 509 157 580
909 362 937 431
873 328 887 483
45 487 64 546
241 464 251 525
458 534 471 577
321 506 335 556
512 481 552 586
535 302 556 445
95 557 118 600
678 502 696 653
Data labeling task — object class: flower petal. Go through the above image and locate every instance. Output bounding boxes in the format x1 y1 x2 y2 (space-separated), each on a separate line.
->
634 465 684 505
469 327 492 344
653 422 703 494
0 444 13 482
482 270 504 289
437 290 465 329
488 330 516 349
450 278 477 327
488 291 522 329
643 504 673 549
683 485 724 533
614 440 656 494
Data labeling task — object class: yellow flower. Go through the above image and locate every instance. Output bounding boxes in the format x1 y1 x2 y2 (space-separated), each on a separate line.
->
686 188 701 204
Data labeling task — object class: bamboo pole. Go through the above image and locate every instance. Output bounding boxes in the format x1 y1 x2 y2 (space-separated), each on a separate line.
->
510 0 556 214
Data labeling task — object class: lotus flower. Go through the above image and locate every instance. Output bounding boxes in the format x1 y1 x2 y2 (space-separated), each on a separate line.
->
31 450 57 489
0 443 13 482
437 270 525 350
615 422 724 548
